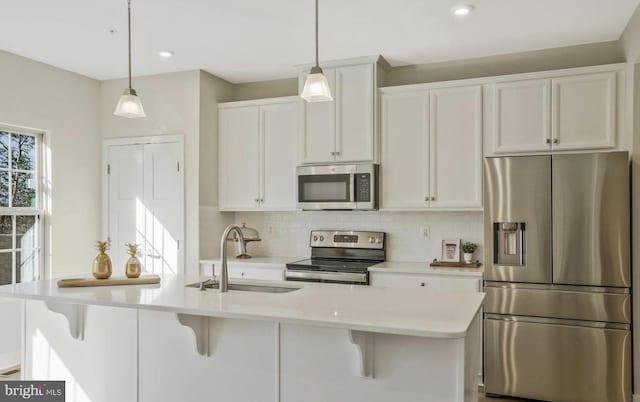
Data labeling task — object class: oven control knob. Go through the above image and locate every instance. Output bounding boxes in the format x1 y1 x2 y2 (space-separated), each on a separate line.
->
376 238 382 244
319 236 325 241
312 236 318 242
369 237 375 244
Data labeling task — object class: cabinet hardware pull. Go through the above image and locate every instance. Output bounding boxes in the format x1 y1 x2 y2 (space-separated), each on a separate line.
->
424 197 429 202
420 282 426 287
431 197 436 201
330 151 336 156
545 138 551 144
553 139 559 144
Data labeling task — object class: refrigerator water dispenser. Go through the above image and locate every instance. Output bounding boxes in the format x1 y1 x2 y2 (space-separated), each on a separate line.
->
494 222 525 266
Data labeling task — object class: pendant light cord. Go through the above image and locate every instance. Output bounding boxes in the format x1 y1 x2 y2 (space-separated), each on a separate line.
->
315 0 319 68
128 0 132 90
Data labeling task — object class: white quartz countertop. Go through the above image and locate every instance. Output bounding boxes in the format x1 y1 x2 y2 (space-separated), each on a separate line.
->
0 275 484 339
369 261 483 278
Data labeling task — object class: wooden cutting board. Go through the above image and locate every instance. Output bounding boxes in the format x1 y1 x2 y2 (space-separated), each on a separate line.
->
57 275 161 288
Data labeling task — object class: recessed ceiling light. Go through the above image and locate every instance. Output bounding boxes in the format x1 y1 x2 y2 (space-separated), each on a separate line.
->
451 4 474 17
158 50 174 58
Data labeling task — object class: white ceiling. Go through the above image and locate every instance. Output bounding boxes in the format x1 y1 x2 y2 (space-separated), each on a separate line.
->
1 0 639 83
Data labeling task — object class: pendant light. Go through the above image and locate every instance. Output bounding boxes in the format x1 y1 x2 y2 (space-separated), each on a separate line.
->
301 0 333 102
114 0 146 118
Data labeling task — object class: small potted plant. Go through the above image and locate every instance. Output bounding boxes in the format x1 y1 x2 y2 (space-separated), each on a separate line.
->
461 242 478 264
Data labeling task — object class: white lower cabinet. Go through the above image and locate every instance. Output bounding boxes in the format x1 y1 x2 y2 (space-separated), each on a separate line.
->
138 310 277 402
370 272 481 292
370 270 483 384
24 301 138 402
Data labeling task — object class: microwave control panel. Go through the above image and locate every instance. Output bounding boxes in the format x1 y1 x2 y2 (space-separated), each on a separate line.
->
355 174 371 202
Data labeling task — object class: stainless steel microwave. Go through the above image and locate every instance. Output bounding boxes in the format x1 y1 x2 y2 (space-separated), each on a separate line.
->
296 164 379 210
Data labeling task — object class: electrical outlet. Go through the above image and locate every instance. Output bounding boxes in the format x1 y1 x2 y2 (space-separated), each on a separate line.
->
421 227 430 239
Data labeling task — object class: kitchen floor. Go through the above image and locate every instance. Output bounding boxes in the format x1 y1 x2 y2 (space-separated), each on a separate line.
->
479 394 536 401
0 366 20 381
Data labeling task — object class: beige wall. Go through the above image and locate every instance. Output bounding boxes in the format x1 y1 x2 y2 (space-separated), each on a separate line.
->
100 71 202 272
387 41 624 86
100 70 235 273
622 5 640 63
0 50 102 277
231 41 625 99
630 62 640 399
232 78 299 101
198 71 235 260
0 49 101 370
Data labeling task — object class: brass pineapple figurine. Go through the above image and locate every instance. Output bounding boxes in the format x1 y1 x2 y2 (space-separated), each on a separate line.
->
125 244 142 279
92 241 112 279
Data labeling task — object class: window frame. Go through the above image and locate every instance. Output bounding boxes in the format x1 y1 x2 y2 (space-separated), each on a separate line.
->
0 124 44 284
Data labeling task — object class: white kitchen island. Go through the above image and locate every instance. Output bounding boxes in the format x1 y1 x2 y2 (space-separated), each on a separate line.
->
0 275 484 402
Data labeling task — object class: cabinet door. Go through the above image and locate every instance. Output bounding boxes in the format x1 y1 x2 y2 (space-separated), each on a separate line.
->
219 107 260 210
260 102 298 210
370 272 480 292
551 72 616 151
299 68 336 164
335 64 375 162
491 79 551 154
380 92 429 209
429 85 483 208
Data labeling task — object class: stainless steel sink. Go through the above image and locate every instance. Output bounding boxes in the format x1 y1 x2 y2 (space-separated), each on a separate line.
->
186 281 300 294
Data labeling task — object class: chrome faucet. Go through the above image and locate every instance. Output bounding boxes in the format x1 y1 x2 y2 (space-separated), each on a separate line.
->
219 225 247 292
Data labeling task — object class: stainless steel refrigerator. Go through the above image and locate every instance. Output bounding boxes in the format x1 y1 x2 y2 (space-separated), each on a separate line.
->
483 152 631 402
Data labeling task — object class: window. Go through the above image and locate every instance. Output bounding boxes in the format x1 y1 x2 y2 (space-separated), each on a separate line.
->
0 129 42 285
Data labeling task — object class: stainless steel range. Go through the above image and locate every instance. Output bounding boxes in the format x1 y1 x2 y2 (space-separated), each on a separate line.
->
285 230 385 285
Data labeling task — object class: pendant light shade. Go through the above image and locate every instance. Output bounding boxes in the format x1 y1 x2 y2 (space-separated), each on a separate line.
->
301 66 333 102
114 0 146 118
301 0 332 102
114 88 146 118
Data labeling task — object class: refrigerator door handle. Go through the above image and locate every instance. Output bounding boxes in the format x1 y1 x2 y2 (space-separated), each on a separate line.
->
485 313 630 330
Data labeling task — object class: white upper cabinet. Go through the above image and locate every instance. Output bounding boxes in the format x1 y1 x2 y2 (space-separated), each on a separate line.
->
486 65 625 155
260 102 298 210
219 97 298 211
429 86 483 209
335 64 375 162
491 79 551 154
380 91 429 209
380 85 483 210
299 58 384 164
551 72 616 151
300 68 336 164
219 106 261 210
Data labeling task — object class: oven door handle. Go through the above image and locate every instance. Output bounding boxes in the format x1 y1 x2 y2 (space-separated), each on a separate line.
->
285 270 367 284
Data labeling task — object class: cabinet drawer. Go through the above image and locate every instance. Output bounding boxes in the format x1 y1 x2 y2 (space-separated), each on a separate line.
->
370 273 480 292
227 266 284 281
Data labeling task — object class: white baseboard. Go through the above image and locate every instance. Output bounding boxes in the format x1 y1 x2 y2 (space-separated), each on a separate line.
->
0 351 19 372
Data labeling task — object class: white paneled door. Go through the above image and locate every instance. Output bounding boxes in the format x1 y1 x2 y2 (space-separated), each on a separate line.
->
106 136 184 275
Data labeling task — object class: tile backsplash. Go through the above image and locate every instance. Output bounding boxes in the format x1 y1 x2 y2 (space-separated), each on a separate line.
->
227 211 484 262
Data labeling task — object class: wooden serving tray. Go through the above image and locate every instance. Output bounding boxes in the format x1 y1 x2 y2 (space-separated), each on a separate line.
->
57 275 161 288
430 260 482 269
